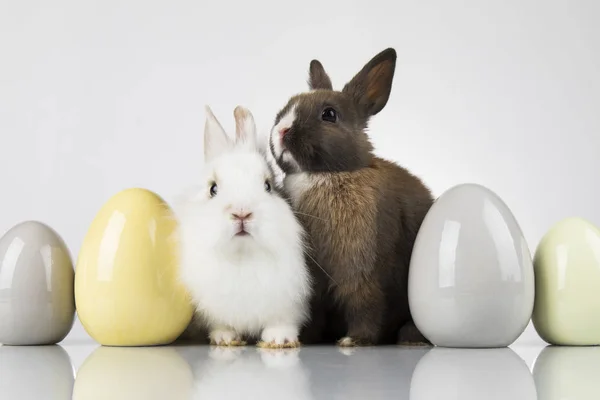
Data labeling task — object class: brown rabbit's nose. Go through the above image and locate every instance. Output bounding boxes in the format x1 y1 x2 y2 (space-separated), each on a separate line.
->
232 212 253 222
279 127 290 138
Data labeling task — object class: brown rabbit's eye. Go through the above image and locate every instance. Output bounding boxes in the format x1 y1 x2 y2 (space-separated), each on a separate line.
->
210 183 218 197
321 107 337 123
264 180 272 193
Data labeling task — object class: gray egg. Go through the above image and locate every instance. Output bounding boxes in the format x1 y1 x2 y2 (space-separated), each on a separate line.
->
408 183 534 348
0 220 75 345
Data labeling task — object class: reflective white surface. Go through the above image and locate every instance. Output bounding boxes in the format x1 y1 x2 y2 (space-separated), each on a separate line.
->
2 340 599 399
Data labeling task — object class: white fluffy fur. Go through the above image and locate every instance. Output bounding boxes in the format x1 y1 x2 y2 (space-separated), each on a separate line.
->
175 106 311 346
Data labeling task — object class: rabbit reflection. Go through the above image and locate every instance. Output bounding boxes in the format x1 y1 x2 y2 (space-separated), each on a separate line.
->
193 345 431 399
192 346 312 400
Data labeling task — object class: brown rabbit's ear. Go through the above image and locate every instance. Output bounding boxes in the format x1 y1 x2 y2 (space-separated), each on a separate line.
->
233 105 257 150
308 60 333 90
342 48 397 117
204 105 232 162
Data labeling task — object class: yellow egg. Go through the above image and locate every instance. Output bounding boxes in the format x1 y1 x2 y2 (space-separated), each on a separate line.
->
532 217 600 345
75 188 193 346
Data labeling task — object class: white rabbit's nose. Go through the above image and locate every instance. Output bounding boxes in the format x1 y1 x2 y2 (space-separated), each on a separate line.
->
231 212 253 222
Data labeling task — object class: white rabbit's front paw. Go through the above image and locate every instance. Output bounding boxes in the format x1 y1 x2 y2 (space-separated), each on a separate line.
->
257 325 300 349
209 328 245 346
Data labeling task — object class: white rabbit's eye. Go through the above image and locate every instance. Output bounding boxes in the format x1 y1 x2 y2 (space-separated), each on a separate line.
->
265 180 272 193
210 183 218 197
321 107 337 123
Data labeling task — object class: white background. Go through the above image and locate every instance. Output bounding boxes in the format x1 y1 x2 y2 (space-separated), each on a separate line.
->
1 0 598 345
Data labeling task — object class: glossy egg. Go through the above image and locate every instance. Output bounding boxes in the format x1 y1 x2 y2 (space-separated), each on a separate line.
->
532 217 600 345
0 221 75 345
75 188 193 346
408 183 534 348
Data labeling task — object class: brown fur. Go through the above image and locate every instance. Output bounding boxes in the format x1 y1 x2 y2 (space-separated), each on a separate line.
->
308 60 333 90
270 48 434 345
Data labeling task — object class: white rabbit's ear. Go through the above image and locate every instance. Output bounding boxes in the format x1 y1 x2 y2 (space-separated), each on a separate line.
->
233 105 257 150
204 105 231 162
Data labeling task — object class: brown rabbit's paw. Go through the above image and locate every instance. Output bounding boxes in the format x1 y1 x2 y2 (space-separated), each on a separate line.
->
338 335 374 347
337 336 357 347
337 336 373 347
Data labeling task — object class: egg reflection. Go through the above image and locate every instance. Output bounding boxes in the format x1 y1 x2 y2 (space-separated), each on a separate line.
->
0 345 74 399
72 346 194 400
410 347 537 400
533 346 600 399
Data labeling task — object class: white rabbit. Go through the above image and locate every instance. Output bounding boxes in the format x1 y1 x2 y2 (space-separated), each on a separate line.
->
175 105 311 348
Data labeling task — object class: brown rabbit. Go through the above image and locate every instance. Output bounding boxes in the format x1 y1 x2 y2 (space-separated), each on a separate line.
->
268 48 434 346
